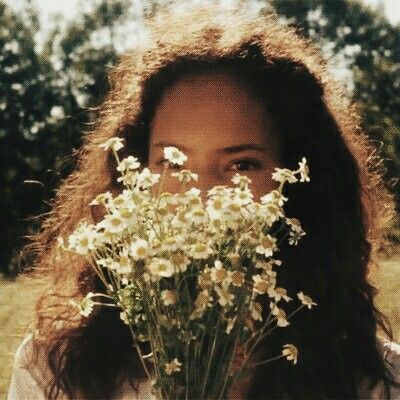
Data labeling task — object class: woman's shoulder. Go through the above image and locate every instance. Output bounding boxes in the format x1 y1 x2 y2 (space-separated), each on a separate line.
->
8 333 52 399
358 336 400 399
380 336 400 378
378 335 400 373
9 333 155 400
117 378 157 400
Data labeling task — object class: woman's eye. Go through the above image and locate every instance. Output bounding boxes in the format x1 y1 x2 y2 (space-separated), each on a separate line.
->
229 159 262 171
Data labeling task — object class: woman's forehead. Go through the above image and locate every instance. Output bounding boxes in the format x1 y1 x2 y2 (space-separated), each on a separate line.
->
149 71 273 147
159 70 257 101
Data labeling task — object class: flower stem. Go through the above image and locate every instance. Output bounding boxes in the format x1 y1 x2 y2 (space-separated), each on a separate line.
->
157 162 169 198
201 316 220 398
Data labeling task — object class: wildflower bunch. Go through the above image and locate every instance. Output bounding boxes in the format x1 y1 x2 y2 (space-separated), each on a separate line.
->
63 138 316 399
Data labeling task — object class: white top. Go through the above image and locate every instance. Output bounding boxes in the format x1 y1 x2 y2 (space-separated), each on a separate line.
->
7 334 400 399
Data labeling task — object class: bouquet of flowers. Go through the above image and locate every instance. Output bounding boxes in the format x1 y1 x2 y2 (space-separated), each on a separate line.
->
62 137 317 399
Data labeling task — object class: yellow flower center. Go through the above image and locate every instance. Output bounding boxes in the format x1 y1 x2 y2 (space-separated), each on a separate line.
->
213 199 223 210
195 243 207 252
195 292 209 309
159 264 167 271
171 252 185 265
137 247 147 257
79 238 89 247
215 268 227 281
255 280 268 293
231 271 244 286
111 217 122 226
261 236 274 248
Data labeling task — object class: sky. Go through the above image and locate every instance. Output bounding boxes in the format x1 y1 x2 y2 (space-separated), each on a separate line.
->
6 0 400 28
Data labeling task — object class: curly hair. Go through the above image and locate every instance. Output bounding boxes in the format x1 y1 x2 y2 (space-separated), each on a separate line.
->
22 4 399 399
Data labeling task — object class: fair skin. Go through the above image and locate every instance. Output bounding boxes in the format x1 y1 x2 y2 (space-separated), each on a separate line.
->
148 71 281 201
148 71 280 399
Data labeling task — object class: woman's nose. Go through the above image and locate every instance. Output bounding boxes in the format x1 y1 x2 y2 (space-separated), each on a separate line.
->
187 165 228 195
158 165 228 199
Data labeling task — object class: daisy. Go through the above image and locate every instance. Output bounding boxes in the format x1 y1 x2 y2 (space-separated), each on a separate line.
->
115 249 133 275
136 168 160 190
225 315 237 334
157 192 178 209
119 208 138 228
68 223 98 255
298 157 310 182
231 173 252 187
109 190 134 210
214 285 235 307
272 168 298 184
161 290 177 306
170 251 191 273
282 344 298 365
97 212 125 234
206 196 227 220
238 231 259 247
190 242 214 260
297 291 317 309
249 300 263 321
260 190 288 207
252 274 271 295
198 267 213 289
207 185 231 198
254 260 274 273
255 234 278 258
227 252 241 268
163 146 188 166
270 303 290 327
232 186 254 205
268 287 292 302
69 292 95 317
129 239 149 260
99 137 124 152
160 235 181 252
171 169 198 184
225 200 242 218
259 203 284 226
188 207 209 226
117 171 139 187
230 270 245 287
89 191 113 206
210 260 232 285
96 257 119 271
116 156 141 173
286 218 306 246
147 258 175 279
194 289 213 310
164 358 183 375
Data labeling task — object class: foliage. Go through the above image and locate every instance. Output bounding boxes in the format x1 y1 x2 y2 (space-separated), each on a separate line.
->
267 0 400 237
0 0 156 275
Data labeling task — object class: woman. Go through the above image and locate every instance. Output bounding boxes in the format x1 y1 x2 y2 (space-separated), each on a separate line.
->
8 4 400 399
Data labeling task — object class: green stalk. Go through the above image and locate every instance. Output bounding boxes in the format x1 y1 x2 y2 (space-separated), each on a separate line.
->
200 316 220 399
217 327 241 398
157 162 169 198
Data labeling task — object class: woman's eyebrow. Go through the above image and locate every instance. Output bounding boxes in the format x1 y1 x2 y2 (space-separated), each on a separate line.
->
154 141 266 154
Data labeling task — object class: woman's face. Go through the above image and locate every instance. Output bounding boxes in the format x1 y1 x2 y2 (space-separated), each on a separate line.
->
148 71 281 201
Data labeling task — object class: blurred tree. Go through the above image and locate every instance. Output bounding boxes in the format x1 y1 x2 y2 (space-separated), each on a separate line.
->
0 0 158 275
0 2 56 274
267 0 400 241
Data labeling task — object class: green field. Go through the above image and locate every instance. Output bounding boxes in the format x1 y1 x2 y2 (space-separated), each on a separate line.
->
1 254 399 398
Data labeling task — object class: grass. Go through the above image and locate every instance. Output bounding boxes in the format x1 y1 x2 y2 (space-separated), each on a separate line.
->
0 252 399 398
0 276 39 398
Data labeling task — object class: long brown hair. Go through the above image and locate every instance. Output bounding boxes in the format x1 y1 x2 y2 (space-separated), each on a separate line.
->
23 5 399 399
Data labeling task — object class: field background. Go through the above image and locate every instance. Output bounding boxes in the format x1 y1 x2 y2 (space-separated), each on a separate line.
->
1 251 399 398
